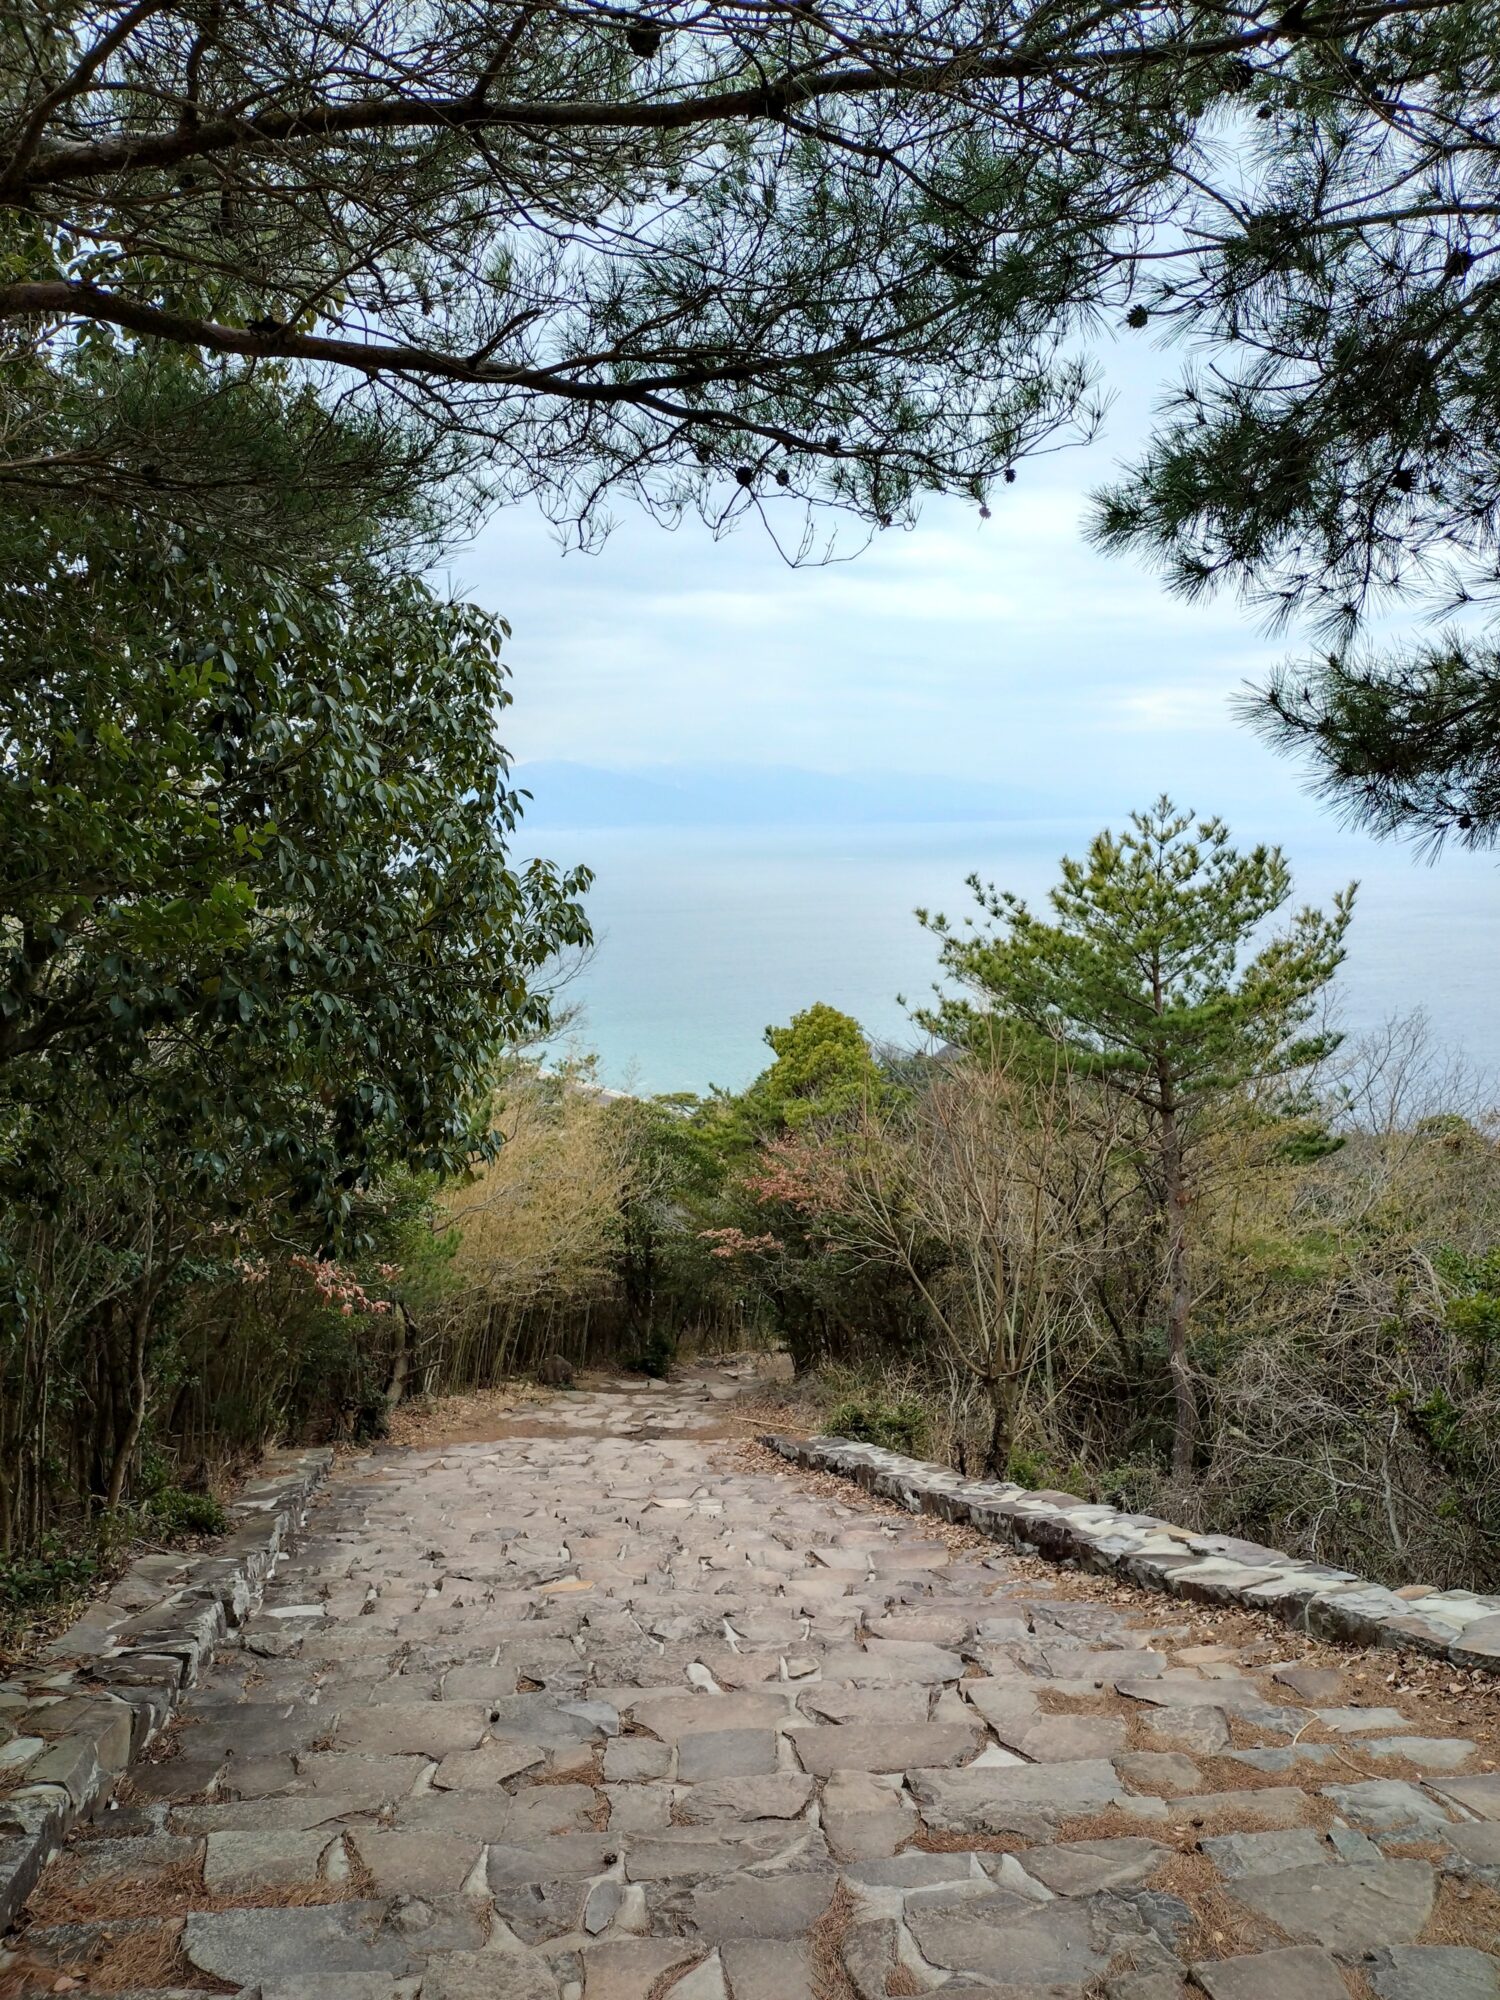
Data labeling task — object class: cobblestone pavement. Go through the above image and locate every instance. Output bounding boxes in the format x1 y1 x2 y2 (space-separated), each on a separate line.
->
9 1364 1500 1999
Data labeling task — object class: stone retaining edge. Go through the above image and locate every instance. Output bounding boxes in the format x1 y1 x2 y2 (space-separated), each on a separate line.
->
762 1431 1500 1674
0 1446 333 1931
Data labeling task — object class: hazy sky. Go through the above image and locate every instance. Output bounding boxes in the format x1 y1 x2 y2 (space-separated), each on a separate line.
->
449 339 1335 836
437 342 1500 1088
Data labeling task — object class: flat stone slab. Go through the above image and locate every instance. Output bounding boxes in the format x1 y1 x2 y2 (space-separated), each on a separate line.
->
1012 1714 1129 1761
183 1901 438 1983
1020 1837 1168 1895
672 1774 814 1821
334 1705 489 1757
718 1938 814 2000
425 1945 562 1999
1432 1774 1500 1820
789 1723 980 1775
578 1939 702 1999
909 1759 1124 1838
433 1742 547 1789
201 1829 335 1891
626 1693 790 1739
674 1729 780 1780
820 1640 966 1683
1228 1860 1436 1953
1368 1946 1500 2000
1322 1778 1456 1833
660 1865 838 1939
1192 1946 1350 2000
1198 1829 1333 1879
905 1888 1128 1987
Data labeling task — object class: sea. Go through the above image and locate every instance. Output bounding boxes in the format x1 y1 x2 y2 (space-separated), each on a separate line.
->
517 818 1500 1099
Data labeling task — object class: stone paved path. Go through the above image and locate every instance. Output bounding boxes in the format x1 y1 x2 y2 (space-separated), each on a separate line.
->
10 1363 1500 1999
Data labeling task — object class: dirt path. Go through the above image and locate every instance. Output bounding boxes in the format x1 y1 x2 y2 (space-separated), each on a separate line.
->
5 1362 1498 1998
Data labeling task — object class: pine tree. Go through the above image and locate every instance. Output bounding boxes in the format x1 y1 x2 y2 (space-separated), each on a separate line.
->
919 799 1354 1477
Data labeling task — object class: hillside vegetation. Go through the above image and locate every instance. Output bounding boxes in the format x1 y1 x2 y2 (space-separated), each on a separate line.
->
8 803 1496 1644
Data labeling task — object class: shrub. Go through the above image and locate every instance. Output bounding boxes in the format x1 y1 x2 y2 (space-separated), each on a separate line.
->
825 1396 931 1456
147 1488 230 1537
629 1330 678 1379
0 1536 99 1618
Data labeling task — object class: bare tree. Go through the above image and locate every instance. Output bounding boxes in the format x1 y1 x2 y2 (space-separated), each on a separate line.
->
804 1055 1125 1477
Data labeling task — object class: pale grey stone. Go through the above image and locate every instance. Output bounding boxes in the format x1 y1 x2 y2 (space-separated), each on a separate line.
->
1198 1829 1332 1879
675 1729 779 1781
1322 1778 1455 1833
1021 1837 1168 1895
905 1889 1115 1985
1229 1860 1436 1952
795 1685 930 1727
1361 1734 1477 1770
182 1902 414 1983
1368 1946 1500 2000
433 1741 547 1789
349 1831 484 1897
602 1737 672 1783
423 1944 562 1999
1270 1665 1346 1702
1140 1705 1230 1755
1432 1775 1500 1820
1115 1751 1205 1793
1313 1706 1409 1733
788 1723 980 1775
661 1865 837 1939
1192 1946 1349 2000
840 1918 901 2000
575 1938 701 1999
1325 1826 1381 1864
672 1774 813 1821
819 1639 965 1684
201 1828 334 1890
335 1705 489 1757
1015 1714 1130 1761
909 1757 1123 1837
718 1938 814 2000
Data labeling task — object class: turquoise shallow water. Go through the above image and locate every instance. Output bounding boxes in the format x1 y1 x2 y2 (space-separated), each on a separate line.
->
517 818 1500 1097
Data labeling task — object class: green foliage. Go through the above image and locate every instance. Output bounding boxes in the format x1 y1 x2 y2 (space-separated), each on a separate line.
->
1003 1443 1090 1498
0 1535 98 1618
736 1004 884 1138
146 1488 230 1538
825 1396 931 1457
1253 642 1500 853
0 473 591 1232
629 1329 678 1379
919 799 1354 1113
1437 1247 1500 1381
0 337 591 1558
918 800 1354 1473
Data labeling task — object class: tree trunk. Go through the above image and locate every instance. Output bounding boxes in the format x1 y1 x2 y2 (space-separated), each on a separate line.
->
105 1288 152 1512
981 1370 1018 1480
1158 1096 1197 1480
385 1302 413 1408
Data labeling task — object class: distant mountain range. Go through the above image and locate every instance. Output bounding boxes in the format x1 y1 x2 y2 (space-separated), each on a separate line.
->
510 761 1049 829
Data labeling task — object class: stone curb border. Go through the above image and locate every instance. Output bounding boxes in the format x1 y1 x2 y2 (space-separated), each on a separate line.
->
762 1432 1500 1674
0 1446 333 1931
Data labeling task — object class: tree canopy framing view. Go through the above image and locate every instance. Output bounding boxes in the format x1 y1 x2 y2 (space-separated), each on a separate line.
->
6 0 1500 835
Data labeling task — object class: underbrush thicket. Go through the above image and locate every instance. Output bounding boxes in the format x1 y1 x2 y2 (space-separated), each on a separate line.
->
719 1012 1500 1593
